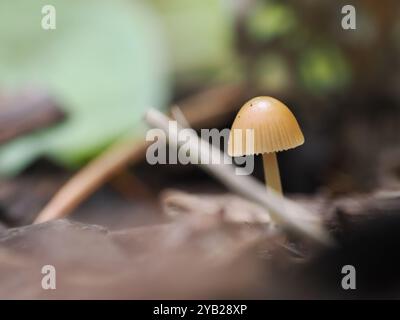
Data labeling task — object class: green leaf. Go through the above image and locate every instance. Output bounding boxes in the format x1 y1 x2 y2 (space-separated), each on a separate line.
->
151 0 236 80
0 0 170 176
299 46 351 94
246 2 297 42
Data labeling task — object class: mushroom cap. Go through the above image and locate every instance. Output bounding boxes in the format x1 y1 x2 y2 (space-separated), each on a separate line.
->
228 96 304 156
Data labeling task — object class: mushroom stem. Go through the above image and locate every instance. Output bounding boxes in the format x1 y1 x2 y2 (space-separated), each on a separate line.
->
262 152 282 194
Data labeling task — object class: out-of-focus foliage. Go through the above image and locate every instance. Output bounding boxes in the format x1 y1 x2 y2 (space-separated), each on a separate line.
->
0 0 170 175
0 0 398 177
0 0 240 176
246 1 297 42
244 1 352 95
151 0 238 83
299 47 351 94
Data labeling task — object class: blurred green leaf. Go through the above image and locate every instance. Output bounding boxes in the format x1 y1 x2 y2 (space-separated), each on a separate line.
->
0 0 170 176
299 46 351 94
246 2 297 42
151 0 237 81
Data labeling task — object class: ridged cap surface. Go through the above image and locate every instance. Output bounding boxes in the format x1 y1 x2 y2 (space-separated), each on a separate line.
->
228 96 304 156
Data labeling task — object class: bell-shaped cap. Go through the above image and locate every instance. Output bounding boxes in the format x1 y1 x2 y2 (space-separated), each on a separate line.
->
228 96 304 156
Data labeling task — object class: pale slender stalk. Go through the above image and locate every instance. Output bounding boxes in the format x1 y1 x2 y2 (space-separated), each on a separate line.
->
144 109 333 246
262 153 282 194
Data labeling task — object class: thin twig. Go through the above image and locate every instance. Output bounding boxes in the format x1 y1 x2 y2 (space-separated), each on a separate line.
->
171 105 191 129
144 109 334 246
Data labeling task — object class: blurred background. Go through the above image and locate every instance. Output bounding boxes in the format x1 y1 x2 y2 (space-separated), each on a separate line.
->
1 0 400 300
0 0 399 224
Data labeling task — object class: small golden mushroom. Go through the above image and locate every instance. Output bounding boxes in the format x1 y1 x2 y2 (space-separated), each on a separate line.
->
228 96 304 194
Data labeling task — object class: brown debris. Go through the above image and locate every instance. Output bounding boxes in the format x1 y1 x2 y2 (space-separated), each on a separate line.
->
0 217 271 299
161 189 271 225
0 88 65 144
0 173 68 226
